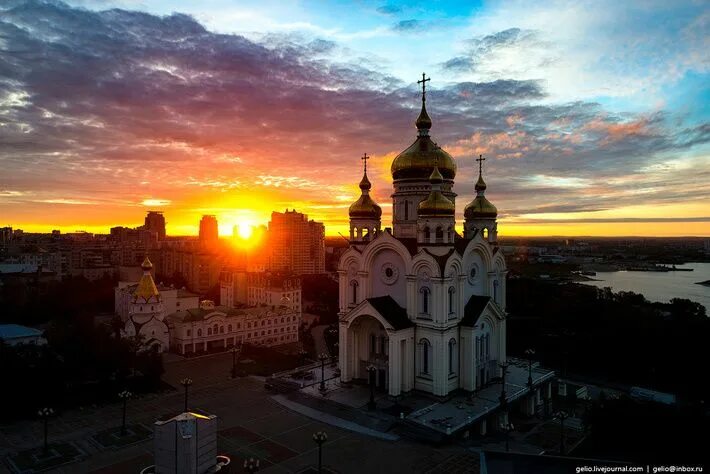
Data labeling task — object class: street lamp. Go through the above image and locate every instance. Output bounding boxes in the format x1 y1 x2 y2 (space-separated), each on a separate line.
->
498 362 510 408
318 353 328 392
180 378 193 412
230 345 241 379
555 410 569 455
367 365 377 410
312 431 328 474
118 390 132 436
243 457 260 473
500 421 515 452
524 348 536 387
37 407 54 454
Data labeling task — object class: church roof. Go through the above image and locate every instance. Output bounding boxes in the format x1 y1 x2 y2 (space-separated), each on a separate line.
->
460 295 491 327
366 296 413 330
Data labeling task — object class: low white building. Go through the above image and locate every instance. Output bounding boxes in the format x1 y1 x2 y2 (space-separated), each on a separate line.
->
166 300 300 355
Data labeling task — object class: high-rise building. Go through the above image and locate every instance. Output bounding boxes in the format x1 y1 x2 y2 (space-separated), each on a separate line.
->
144 211 166 240
199 215 218 245
267 210 325 275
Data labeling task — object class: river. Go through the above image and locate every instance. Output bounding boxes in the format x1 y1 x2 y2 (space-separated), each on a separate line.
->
579 262 710 312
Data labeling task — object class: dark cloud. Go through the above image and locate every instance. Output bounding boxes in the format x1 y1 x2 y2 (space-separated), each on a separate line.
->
376 4 401 15
392 19 424 33
0 1 707 226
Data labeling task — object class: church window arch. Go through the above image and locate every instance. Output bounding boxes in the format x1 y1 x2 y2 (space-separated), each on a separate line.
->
424 227 430 242
213 324 218 334
187 329 191 337
493 280 499 304
350 280 359 305
435 226 443 243
419 338 432 375
448 338 457 374
483 228 489 239
404 200 409 220
197 329 202 337
419 287 431 315
448 286 456 315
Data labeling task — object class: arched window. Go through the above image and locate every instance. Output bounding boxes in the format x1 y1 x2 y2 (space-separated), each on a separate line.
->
213 324 218 334
435 227 443 243
424 227 430 242
420 287 430 315
493 280 499 304
419 339 431 375
404 200 409 220
187 329 191 337
197 329 202 337
350 280 359 304
483 228 489 239
448 287 456 314
448 338 457 374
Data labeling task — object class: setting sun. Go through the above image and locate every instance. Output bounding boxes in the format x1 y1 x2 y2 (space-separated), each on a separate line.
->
237 222 253 240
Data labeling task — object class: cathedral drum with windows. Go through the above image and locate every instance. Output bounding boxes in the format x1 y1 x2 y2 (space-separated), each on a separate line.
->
338 76 507 398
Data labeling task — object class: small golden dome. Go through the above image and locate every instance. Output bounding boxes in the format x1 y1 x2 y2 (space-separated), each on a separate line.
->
418 167 455 217
475 174 487 192
415 102 432 130
464 195 498 219
349 172 382 219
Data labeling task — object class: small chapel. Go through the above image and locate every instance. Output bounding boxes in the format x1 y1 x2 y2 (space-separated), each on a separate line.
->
337 75 507 398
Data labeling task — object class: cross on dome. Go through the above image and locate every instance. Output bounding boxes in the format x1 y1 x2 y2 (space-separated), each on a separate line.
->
361 152 370 174
417 73 430 102
476 154 486 176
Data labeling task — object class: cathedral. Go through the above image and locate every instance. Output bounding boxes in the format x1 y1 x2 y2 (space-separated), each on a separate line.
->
337 76 507 398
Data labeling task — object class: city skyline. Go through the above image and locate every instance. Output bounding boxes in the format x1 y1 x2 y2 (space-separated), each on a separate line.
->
1 0 709 237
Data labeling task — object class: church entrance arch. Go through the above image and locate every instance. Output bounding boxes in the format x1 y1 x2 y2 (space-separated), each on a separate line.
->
347 314 389 391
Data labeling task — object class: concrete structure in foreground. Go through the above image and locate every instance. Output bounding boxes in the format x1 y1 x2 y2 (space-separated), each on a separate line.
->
154 411 218 474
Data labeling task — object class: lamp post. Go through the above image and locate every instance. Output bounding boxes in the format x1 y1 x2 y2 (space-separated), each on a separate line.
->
180 378 193 412
118 390 132 436
318 353 328 392
231 345 241 379
312 431 328 473
524 348 536 387
243 457 260 473
498 362 510 408
555 410 569 455
500 421 514 452
37 407 54 454
367 365 377 410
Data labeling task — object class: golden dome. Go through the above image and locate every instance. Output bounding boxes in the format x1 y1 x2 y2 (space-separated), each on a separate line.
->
391 102 456 181
349 172 382 219
418 167 455 217
464 195 498 219
133 258 160 303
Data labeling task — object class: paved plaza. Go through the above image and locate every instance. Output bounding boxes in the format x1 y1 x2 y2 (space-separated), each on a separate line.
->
0 352 479 473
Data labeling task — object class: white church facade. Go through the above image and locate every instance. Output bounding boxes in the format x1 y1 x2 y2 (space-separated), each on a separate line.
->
338 77 507 398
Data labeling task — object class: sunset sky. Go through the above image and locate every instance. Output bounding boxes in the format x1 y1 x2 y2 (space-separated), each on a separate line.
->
1 0 708 237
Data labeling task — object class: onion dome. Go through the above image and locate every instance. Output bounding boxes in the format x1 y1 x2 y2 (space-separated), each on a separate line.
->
418 166 455 217
465 157 498 219
391 75 457 181
349 167 382 219
133 256 160 302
